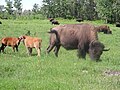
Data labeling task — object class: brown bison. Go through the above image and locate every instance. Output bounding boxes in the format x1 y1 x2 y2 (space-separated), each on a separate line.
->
0 37 22 53
20 35 42 56
96 25 112 34
46 24 109 61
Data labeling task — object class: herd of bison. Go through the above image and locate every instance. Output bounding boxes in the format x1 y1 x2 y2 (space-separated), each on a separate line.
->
0 18 119 61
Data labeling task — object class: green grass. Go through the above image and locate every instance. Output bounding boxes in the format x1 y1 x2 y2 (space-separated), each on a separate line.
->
0 19 120 90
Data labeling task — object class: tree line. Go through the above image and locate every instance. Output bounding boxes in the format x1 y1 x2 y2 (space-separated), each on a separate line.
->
41 0 120 23
0 0 120 23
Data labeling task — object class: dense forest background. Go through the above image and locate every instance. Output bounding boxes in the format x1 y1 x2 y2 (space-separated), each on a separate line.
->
0 0 120 23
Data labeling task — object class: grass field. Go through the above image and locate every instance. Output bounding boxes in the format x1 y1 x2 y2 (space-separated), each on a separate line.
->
0 19 120 90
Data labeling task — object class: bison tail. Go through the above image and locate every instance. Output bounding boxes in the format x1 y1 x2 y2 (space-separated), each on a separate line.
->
48 30 60 43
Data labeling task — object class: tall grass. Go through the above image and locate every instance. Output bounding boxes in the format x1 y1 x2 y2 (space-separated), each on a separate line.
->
0 19 120 90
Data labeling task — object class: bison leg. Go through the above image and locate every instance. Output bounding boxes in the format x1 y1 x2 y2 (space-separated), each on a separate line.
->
78 45 86 59
0 44 6 53
46 44 55 54
54 45 61 57
12 47 15 52
26 47 32 56
28 48 32 56
47 45 56 53
77 49 86 59
15 46 18 52
35 47 40 56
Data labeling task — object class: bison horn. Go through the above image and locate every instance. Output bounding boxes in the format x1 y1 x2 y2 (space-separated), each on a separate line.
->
103 48 110 51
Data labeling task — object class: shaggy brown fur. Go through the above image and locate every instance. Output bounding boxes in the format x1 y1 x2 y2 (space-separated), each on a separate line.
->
47 24 109 61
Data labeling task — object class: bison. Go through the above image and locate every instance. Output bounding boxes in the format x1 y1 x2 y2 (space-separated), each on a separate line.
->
46 24 109 61
51 20 60 25
49 18 60 25
49 18 54 22
20 35 42 56
76 18 84 22
96 25 112 34
0 37 22 53
116 22 120 27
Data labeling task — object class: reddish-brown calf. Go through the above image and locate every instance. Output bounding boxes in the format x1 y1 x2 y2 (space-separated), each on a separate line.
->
0 37 22 53
20 35 42 56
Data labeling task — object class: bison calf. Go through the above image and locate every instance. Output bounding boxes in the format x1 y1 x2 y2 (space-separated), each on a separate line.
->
20 36 42 56
0 37 22 53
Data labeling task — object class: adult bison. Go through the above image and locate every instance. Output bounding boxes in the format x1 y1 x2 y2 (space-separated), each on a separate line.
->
116 22 120 27
96 25 112 34
46 24 109 61
48 18 60 25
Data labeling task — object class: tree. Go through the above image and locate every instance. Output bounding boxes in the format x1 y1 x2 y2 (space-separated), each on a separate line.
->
96 0 120 23
0 5 6 19
41 0 98 20
13 0 22 15
5 0 13 15
32 3 40 14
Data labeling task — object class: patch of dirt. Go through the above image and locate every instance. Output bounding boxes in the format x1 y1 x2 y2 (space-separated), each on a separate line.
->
104 70 120 76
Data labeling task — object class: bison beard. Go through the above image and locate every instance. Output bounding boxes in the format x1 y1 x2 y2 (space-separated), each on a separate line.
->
46 24 109 61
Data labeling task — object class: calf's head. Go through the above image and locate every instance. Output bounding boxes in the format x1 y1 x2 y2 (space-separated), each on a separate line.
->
89 41 109 61
19 36 26 41
16 37 23 46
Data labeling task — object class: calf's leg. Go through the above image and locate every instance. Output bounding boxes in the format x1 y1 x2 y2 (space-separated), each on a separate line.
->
0 44 6 53
15 46 18 52
12 46 15 52
26 47 32 56
36 47 40 56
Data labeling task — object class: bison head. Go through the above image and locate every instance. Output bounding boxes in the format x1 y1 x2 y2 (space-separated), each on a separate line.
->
89 41 109 61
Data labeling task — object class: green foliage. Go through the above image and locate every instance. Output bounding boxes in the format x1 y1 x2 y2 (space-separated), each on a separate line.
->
96 0 120 23
5 0 13 15
0 19 120 90
32 3 40 14
41 0 97 20
13 0 22 15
